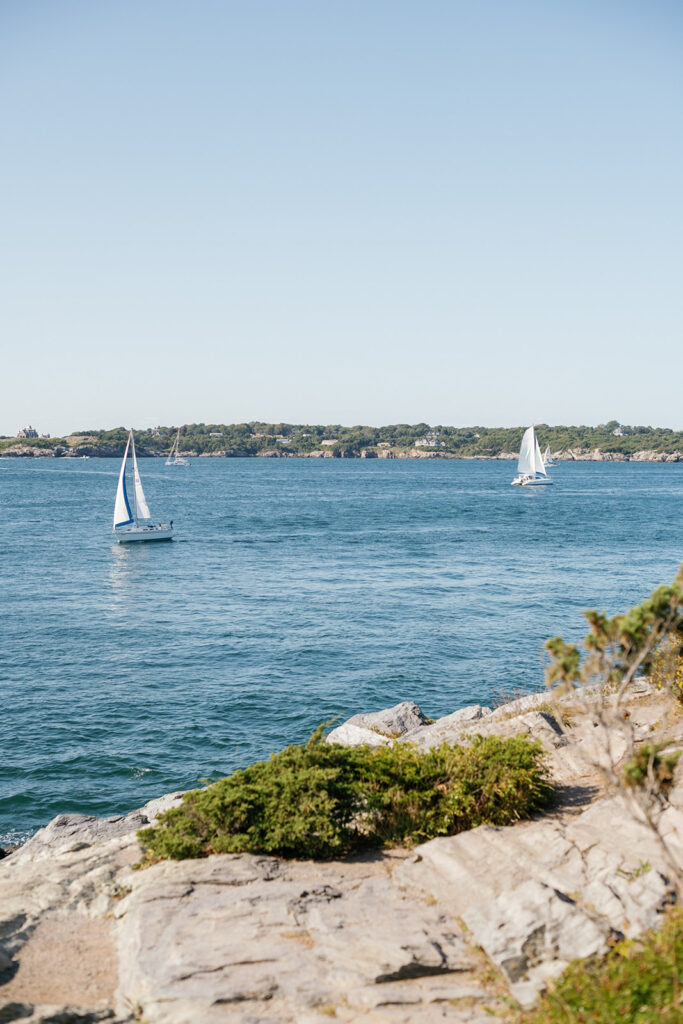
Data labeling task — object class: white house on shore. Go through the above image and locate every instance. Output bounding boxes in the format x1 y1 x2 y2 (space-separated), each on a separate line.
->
17 425 39 438
415 433 445 448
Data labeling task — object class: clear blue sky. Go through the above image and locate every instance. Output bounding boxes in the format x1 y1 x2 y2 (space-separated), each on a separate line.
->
1 0 681 435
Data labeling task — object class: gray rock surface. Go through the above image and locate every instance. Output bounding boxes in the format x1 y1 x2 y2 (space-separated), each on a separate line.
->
399 794 683 1005
2 688 681 1022
402 704 492 743
11 792 188 865
14 815 148 860
346 700 430 735
487 691 551 720
114 850 492 1022
326 700 430 746
325 721 390 747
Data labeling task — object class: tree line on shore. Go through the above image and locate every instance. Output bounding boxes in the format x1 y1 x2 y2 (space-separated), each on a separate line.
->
2 420 682 457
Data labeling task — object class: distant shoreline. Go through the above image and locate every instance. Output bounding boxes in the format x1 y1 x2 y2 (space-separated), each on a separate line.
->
2 446 682 463
4 421 683 462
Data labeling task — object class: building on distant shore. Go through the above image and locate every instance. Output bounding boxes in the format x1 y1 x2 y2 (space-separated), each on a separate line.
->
415 433 445 448
17 425 39 438
321 439 338 446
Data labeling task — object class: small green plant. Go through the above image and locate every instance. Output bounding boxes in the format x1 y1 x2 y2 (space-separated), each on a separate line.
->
517 904 683 1024
616 860 651 881
138 728 552 862
623 743 680 794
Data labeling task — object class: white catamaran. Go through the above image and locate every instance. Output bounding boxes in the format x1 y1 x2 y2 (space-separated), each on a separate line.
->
543 445 557 469
511 426 553 486
113 430 174 542
166 429 190 466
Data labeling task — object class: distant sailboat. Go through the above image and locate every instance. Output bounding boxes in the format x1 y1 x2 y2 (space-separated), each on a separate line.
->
511 427 553 486
543 445 557 468
113 430 174 542
166 429 190 467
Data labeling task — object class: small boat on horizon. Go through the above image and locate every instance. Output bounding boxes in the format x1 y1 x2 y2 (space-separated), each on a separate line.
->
166 429 190 466
512 426 553 486
113 430 174 543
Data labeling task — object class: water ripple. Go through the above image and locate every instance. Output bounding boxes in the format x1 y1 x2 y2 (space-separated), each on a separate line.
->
1 458 682 842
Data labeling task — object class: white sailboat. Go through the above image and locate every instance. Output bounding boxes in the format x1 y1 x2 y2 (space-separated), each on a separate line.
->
166 429 190 466
543 445 557 469
511 426 553 486
113 430 174 542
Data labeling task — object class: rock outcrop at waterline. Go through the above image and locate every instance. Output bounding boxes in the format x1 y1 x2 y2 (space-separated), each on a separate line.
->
2 445 682 461
1 686 682 1023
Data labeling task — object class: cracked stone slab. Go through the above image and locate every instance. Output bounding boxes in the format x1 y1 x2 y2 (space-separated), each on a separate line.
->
114 854 485 1023
398 792 682 1005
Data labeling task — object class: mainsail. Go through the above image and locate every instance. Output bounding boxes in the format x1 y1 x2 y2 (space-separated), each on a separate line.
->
517 427 536 476
113 433 134 529
130 432 152 520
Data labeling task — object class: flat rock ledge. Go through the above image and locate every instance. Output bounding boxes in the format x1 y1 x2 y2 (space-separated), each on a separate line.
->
1 688 681 1023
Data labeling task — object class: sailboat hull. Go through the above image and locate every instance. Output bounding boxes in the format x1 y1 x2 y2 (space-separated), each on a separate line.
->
511 476 553 487
115 525 174 543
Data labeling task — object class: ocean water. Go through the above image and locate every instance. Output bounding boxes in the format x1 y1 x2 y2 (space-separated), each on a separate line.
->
1 457 682 845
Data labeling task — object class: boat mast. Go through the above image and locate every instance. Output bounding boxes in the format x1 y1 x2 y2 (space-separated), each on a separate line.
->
130 429 138 523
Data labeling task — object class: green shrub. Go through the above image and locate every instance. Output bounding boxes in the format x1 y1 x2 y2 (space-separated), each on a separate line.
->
519 905 682 1024
622 743 681 794
138 729 552 862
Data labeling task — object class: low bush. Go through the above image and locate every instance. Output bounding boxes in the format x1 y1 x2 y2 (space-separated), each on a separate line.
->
138 728 552 861
518 905 683 1024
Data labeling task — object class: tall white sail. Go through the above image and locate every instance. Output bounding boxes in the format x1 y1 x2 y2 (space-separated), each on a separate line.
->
533 434 547 476
130 432 152 520
517 427 536 476
113 432 134 529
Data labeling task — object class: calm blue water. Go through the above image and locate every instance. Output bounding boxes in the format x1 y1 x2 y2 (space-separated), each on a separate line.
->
1 457 682 844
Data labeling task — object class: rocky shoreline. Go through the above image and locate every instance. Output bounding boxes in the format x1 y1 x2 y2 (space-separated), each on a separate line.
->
2 444 682 462
1 685 681 1023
